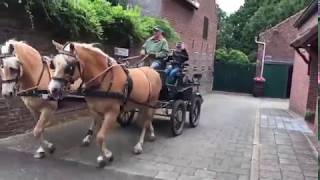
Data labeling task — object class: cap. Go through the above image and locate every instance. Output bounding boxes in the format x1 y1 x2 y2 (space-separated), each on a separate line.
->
153 26 164 33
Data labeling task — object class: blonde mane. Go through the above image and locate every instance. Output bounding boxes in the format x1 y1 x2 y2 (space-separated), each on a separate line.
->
74 43 116 63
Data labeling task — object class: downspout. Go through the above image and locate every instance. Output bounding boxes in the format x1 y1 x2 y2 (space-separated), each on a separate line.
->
255 36 266 78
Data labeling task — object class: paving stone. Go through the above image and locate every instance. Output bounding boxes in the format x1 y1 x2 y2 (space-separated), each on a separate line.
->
216 172 238 180
155 171 179 180
177 175 204 180
280 164 302 172
228 168 249 175
173 166 197 176
260 164 280 171
279 158 299 165
302 170 318 178
194 169 217 178
238 175 249 180
304 177 318 180
281 170 304 179
259 169 281 179
154 163 176 171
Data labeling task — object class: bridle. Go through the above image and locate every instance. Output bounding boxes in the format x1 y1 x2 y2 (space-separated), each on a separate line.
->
53 46 118 90
0 51 49 95
0 53 21 85
51 50 82 84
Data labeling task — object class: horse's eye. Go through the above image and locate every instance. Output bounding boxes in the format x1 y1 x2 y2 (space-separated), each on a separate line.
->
65 65 75 75
49 61 55 69
9 67 19 74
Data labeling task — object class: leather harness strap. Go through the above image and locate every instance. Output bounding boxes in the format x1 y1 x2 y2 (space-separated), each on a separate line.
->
17 56 50 96
0 51 50 97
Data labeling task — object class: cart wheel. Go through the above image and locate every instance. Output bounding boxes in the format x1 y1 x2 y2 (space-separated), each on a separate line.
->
189 96 202 128
117 110 135 127
171 100 186 136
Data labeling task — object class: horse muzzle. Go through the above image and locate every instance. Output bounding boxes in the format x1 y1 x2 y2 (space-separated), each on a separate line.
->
48 80 65 100
1 83 17 98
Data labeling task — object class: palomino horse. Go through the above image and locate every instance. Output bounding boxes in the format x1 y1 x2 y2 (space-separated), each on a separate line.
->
0 40 57 158
48 41 162 167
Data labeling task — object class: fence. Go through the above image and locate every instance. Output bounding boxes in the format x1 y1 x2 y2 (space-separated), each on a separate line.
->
213 61 256 94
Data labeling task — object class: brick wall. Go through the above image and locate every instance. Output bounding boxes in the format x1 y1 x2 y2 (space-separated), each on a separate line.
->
256 12 301 76
289 51 310 115
306 51 318 113
0 97 88 139
289 9 318 117
0 9 90 138
160 0 217 86
132 0 218 92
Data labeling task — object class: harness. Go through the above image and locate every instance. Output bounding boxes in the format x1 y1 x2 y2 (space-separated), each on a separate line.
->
0 52 51 99
55 50 137 109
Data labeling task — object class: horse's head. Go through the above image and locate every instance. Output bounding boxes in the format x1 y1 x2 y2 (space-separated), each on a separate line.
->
0 41 23 98
48 41 81 100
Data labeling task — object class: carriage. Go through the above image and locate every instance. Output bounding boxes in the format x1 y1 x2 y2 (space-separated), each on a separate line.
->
116 52 203 136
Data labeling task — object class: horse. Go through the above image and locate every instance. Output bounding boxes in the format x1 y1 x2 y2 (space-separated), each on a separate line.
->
47 41 162 167
0 40 57 159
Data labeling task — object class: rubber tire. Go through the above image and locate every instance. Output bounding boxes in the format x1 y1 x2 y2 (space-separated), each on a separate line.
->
189 96 202 128
171 100 186 136
117 110 135 127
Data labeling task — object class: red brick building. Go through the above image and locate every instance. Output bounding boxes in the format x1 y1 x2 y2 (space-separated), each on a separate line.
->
0 1 217 137
289 0 318 131
130 0 218 91
256 12 302 76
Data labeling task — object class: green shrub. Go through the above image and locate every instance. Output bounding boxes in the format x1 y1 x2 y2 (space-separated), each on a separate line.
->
2 0 179 43
215 48 250 64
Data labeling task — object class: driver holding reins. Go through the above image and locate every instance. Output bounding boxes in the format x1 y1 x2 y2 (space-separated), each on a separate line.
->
140 26 169 69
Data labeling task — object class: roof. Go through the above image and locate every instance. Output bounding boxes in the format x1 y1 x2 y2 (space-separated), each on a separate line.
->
291 24 317 48
294 0 318 28
259 11 302 36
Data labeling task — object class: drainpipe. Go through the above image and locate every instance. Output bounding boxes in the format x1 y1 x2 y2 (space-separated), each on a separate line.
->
255 36 266 78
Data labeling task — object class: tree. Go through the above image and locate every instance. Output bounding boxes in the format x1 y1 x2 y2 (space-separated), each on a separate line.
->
215 48 250 64
217 0 312 62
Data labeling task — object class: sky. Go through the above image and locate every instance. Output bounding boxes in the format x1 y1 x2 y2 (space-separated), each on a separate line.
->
216 0 245 15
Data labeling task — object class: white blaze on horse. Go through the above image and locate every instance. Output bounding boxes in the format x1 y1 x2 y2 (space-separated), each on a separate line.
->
48 41 162 167
0 40 57 158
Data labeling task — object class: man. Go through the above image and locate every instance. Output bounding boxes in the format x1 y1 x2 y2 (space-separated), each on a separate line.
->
140 26 169 69
165 42 189 85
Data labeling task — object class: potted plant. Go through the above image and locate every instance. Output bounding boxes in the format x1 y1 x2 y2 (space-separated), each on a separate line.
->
305 110 316 123
253 76 266 97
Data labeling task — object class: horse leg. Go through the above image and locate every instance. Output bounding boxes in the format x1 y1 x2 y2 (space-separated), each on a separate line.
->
133 108 154 154
148 122 156 142
33 108 54 158
96 110 118 168
81 118 97 147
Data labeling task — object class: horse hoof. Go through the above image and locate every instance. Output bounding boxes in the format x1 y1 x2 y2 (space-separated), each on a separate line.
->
106 155 114 162
133 145 143 155
97 156 107 168
148 135 156 142
81 140 90 147
34 151 45 159
48 145 56 154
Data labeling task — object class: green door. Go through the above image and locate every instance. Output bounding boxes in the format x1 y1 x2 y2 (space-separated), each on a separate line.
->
263 63 290 98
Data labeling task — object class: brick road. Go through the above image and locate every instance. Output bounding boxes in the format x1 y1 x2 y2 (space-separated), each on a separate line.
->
0 93 317 180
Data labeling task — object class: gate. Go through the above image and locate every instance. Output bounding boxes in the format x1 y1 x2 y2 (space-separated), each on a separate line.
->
263 62 293 98
213 61 256 93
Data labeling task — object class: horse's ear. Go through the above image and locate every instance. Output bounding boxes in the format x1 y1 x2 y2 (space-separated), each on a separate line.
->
69 43 75 53
52 40 64 51
8 44 14 54
42 56 52 64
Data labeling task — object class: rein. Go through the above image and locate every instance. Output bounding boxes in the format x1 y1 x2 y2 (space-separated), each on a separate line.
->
17 57 49 96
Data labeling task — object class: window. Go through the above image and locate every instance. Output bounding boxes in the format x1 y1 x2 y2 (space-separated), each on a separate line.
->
203 16 209 40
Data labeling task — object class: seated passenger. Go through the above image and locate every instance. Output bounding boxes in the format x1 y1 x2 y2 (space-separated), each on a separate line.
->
165 42 189 85
140 26 169 69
